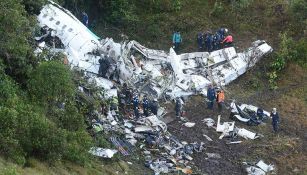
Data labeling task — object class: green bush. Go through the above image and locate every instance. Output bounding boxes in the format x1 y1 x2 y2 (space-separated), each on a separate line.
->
22 0 47 15
0 0 38 85
28 61 75 105
290 0 307 23
210 1 224 17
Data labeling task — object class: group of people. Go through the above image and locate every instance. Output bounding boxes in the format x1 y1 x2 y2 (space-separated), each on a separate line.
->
197 28 233 52
206 84 225 113
118 84 159 119
207 84 280 133
172 28 234 54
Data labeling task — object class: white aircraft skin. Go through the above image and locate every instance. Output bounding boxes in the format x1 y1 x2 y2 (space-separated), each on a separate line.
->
37 1 273 99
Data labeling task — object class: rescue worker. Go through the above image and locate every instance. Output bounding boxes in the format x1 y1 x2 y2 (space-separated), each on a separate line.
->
270 108 280 132
98 56 110 78
214 32 222 50
150 98 159 116
221 34 233 48
175 97 184 118
216 87 225 113
197 32 204 51
82 12 89 27
212 34 219 51
142 95 149 117
132 93 139 119
218 28 228 40
172 31 182 54
205 32 213 52
207 84 216 110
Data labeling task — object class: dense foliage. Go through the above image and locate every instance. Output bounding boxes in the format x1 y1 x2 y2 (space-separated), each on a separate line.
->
0 0 92 165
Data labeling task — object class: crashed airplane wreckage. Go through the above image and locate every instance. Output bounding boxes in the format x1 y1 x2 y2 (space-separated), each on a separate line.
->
36 1 273 100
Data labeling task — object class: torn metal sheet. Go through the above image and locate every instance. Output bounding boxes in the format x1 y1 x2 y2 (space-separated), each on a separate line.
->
145 115 167 132
37 2 273 100
256 160 275 172
202 118 215 127
244 160 275 175
216 115 235 132
246 166 266 175
134 125 155 133
206 153 221 159
183 122 196 127
89 147 118 158
237 128 259 140
203 134 213 141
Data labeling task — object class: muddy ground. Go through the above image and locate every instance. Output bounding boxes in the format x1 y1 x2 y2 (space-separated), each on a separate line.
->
165 96 251 175
163 64 307 175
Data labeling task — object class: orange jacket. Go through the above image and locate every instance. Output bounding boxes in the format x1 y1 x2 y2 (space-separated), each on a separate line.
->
217 90 225 103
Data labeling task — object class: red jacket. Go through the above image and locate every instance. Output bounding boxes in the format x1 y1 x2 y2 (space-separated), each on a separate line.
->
223 35 233 43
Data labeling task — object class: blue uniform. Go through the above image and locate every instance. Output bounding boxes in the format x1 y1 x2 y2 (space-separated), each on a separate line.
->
142 98 149 117
271 112 280 132
207 87 216 110
82 13 88 27
218 28 226 39
197 33 204 51
133 96 139 119
205 34 213 52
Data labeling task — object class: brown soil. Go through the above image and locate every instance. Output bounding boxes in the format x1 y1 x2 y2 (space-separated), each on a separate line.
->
164 63 307 175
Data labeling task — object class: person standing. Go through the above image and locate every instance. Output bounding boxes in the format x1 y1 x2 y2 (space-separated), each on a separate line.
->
132 93 139 119
150 98 159 116
172 31 182 54
142 95 149 117
82 12 89 27
205 32 213 52
216 87 225 113
175 97 184 118
271 108 280 132
197 32 204 51
218 28 228 40
207 84 216 110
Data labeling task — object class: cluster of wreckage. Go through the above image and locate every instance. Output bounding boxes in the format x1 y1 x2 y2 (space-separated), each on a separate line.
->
35 1 276 174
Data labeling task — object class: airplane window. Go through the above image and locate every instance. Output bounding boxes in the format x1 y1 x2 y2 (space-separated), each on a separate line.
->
56 21 60 25
43 14 48 18
68 28 73 32
49 17 54 21
62 25 67 29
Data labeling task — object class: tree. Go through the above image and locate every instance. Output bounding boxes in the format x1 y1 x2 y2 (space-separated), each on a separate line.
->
28 61 75 105
0 0 38 85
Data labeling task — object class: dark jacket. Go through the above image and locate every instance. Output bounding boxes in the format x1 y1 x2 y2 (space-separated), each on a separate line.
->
271 112 280 124
207 87 216 101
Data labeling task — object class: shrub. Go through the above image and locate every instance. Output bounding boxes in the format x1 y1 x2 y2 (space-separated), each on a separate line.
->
22 0 47 15
290 0 307 23
0 0 38 85
28 61 75 106
210 1 224 17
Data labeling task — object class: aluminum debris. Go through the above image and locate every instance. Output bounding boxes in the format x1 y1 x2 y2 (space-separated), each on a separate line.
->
36 1 273 101
89 147 118 158
244 160 275 175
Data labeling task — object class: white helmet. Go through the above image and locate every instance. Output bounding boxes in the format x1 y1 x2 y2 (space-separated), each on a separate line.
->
225 28 228 33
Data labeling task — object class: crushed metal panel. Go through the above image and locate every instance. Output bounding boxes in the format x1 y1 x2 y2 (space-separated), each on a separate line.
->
216 115 235 132
237 128 258 140
256 160 274 172
89 147 118 158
